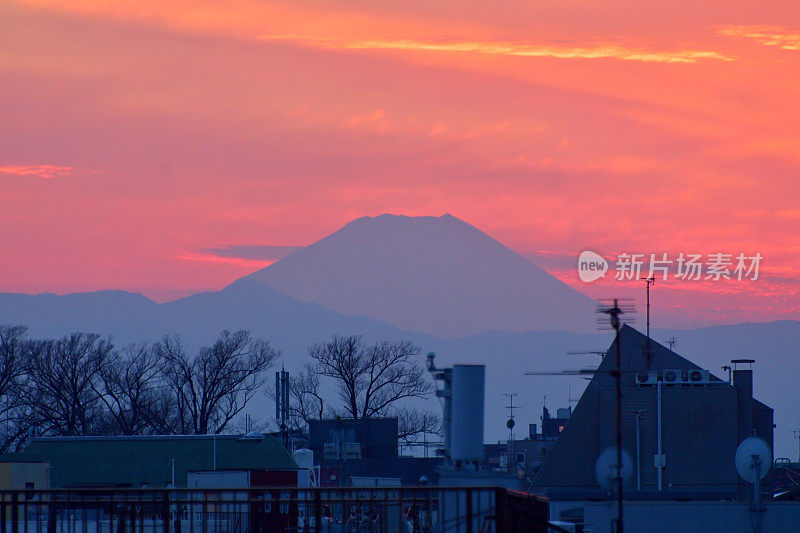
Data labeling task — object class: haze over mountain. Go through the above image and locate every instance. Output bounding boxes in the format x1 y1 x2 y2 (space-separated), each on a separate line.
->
243 214 599 337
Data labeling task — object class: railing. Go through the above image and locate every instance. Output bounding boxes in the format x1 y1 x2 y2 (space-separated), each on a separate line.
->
0 487 551 533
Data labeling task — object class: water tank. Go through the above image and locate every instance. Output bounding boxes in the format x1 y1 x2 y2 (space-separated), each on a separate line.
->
450 364 485 461
292 448 314 469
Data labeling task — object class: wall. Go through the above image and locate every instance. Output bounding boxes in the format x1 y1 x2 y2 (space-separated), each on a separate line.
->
0 462 49 490
583 501 800 533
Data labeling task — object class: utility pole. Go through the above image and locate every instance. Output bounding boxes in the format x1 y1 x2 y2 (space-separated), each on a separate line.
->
601 299 625 533
501 393 518 473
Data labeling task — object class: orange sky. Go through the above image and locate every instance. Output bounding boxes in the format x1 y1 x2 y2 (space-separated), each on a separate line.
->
1 0 799 326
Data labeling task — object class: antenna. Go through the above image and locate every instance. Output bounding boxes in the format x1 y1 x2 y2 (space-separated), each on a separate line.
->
735 436 771 533
567 350 607 359
501 393 517 473
595 447 633 492
275 368 290 448
597 298 633 533
641 277 656 366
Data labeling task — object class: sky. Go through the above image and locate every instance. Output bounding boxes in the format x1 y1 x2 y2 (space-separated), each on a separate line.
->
2 0 799 327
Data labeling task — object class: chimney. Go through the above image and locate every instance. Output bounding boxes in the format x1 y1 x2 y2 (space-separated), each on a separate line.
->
731 359 754 442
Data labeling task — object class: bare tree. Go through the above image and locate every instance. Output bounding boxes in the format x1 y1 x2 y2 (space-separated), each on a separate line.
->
157 330 279 434
0 326 32 451
308 335 433 419
396 407 440 443
286 364 326 430
26 333 113 436
95 344 166 435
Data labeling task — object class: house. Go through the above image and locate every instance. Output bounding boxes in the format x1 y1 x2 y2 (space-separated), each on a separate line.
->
10 433 298 488
533 325 774 508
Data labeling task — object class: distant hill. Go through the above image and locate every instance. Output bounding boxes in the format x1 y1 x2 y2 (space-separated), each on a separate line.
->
0 280 404 354
243 214 598 337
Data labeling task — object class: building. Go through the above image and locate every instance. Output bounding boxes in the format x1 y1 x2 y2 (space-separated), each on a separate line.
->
0 461 49 490
8 433 298 488
484 407 571 472
532 325 777 527
308 417 443 486
309 417 398 462
483 406 570 478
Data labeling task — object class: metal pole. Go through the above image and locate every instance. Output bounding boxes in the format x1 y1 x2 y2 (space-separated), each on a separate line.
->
795 430 800 463
657 381 663 491
615 319 623 533
636 412 641 492
752 456 762 533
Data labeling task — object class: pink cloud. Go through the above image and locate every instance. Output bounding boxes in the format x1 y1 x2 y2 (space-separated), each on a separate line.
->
0 164 71 179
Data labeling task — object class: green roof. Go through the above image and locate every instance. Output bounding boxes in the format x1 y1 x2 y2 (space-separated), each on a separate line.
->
15 434 297 488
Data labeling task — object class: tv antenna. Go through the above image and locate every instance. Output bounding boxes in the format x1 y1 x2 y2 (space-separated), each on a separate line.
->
567 350 607 359
598 298 632 533
641 277 656 366
501 393 518 473
666 337 676 351
735 436 772 533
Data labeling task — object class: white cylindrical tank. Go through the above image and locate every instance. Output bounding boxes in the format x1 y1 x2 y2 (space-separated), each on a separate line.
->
450 364 485 462
292 448 314 469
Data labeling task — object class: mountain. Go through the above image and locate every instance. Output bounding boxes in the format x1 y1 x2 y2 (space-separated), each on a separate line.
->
0 280 405 353
243 214 598 337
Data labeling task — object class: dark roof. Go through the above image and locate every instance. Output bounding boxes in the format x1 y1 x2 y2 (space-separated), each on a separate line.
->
15 434 297 488
532 325 773 497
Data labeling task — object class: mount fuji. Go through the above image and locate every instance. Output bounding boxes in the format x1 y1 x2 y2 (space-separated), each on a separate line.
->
243 214 598 337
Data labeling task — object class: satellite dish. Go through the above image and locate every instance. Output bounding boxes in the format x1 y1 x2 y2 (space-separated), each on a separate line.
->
735 437 771 483
595 447 633 491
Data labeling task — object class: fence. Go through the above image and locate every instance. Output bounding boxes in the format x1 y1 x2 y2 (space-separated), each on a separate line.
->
0 487 551 533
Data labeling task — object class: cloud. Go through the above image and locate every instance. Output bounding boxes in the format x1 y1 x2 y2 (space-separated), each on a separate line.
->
718 26 800 51
173 251 275 269
259 35 733 64
0 164 71 179
202 245 302 262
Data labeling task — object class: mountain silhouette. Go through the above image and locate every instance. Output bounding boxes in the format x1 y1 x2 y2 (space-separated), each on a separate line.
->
243 214 598 337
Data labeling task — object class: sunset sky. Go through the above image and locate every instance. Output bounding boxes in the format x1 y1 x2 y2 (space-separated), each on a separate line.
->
2 0 799 327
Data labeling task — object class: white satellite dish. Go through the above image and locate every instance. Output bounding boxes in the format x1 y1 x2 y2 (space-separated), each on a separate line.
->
735 436 771 483
595 447 633 491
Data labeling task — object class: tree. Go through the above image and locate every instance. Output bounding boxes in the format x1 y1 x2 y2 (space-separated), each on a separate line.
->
286 364 326 430
0 326 32 451
396 407 440 443
157 330 279 434
308 335 433 419
26 332 113 436
95 344 166 435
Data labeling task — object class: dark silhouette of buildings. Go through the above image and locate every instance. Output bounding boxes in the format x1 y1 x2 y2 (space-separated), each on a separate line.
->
533 325 773 500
